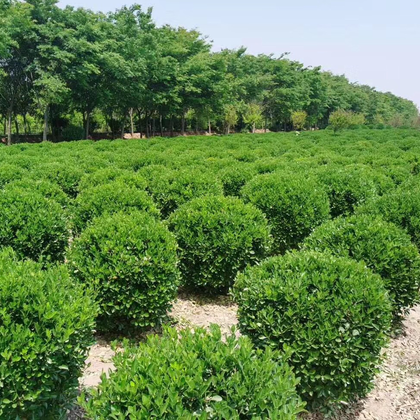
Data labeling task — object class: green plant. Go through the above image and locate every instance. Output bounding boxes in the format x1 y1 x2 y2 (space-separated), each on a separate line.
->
241 172 330 254
291 110 307 130
72 180 159 233
218 164 256 196
0 248 96 419
68 211 179 332
145 168 224 218
304 215 420 321
168 195 272 292
233 251 392 410
80 325 305 419
0 163 25 187
61 124 85 141
0 188 69 263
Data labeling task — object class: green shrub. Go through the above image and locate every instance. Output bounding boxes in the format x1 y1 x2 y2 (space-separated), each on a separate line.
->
68 211 179 332
78 167 147 192
0 188 69 263
0 163 25 187
218 164 256 196
304 215 420 320
233 251 391 410
61 124 85 141
0 249 96 419
357 187 420 250
6 178 69 207
32 162 85 197
241 172 330 254
168 196 272 292
81 325 305 419
145 168 224 218
72 181 159 233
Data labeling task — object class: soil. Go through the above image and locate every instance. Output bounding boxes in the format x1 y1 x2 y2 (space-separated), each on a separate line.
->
70 298 420 420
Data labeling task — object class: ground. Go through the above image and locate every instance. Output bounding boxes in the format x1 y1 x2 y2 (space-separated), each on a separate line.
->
72 296 420 420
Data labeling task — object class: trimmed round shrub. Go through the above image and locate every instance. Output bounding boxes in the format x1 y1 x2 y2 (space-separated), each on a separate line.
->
357 187 420 250
0 188 69 263
145 167 224 218
241 172 330 254
168 196 272 292
78 167 147 192
0 163 25 187
81 325 305 419
72 181 159 233
233 251 392 410
304 215 420 320
6 178 69 207
0 249 96 419
68 211 179 332
32 162 85 197
315 165 384 218
218 164 256 196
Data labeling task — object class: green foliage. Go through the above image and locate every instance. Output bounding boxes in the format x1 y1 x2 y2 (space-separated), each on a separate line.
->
304 215 420 320
73 180 159 233
0 163 25 187
32 162 85 197
218 164 256 196
145 168 224 218
68 211 179 332
168 195 272 292
0 188 69 263
291 110 307 130
80 325 305 419
241 172 330 254
233 251 392 410
0 249 96 419
61 124 85 141
329 110 365 133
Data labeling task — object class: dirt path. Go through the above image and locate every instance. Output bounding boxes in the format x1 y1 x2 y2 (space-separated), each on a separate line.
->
77 299 420 420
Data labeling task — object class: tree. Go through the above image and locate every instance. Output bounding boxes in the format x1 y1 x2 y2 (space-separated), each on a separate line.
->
291 110 307 130
223 104 239 134
243 103 263 133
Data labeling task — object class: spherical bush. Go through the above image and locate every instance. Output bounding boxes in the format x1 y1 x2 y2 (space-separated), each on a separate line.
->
241 172 330 254
0 249 96 419
72 180 159 233
168 195 272 292
0 188 69 264
68 211 179 332
233 251 392 410
304 215 420 321
81 326 305 419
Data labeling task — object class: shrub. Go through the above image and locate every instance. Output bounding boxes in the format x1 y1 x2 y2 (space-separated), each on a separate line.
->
357 187 420 250
68 211 179 332
241 172 330 254
80 325 305 419
32 162 85 197
168 196 272 292
218 164 256 196
72 181 159 233
315 166 380 218
145 167 224 218
0 163 25 187
61 124 85 141
78 167 147 192
291 110 307 130
233 251 392 410
0 249 96 419
304 215 420 320
0 188 69 263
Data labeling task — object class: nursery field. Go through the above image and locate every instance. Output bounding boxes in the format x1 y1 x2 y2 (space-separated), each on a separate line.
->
1 128 420 419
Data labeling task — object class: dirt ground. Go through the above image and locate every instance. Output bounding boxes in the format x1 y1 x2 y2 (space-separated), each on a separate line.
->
73 297 420 420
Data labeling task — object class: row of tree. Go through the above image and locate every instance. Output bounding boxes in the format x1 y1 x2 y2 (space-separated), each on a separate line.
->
1 0 419 144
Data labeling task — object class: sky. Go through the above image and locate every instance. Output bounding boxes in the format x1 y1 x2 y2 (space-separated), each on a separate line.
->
58 0 420 109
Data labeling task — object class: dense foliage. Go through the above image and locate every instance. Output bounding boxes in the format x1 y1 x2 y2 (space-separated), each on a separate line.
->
233 251 392 410
0 248 96 419
241 171 330 253
81 326 305 419
68 211 179 332
304 215 420 320
168 195 272 292
0 1 418 144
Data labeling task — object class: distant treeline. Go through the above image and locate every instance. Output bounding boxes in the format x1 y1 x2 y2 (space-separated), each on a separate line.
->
1 0 419 144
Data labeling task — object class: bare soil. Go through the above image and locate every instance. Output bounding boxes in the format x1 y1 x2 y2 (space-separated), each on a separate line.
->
73 299 420 420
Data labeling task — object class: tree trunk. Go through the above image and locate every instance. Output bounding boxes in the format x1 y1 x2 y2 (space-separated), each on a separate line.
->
160 115 163 137
129 108 134 138
43 107 49 142
145 112 150 138
152 117 156 137
23 114 28 137
195 120 199 135
14 118 19 137
226 123 230 135
7 111 12 146
181 111 186 136
85 111 90 140
208 120 212 135
252 122 256 134
170 116 174 137
121 117 125 139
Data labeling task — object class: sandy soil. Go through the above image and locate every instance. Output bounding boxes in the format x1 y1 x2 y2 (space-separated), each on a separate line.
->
72 299 420 420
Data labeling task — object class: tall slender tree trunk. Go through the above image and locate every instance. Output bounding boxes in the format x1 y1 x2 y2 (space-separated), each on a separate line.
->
208 120 212 135
226 124 230 135
129 108 134 138
252 122 256 134
195 120 199 135
145 112 150 138
160 115 163 137
152 117 156 137
181 111 186 136
7 111 12 146
14 118 19 137
43 107 49 142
